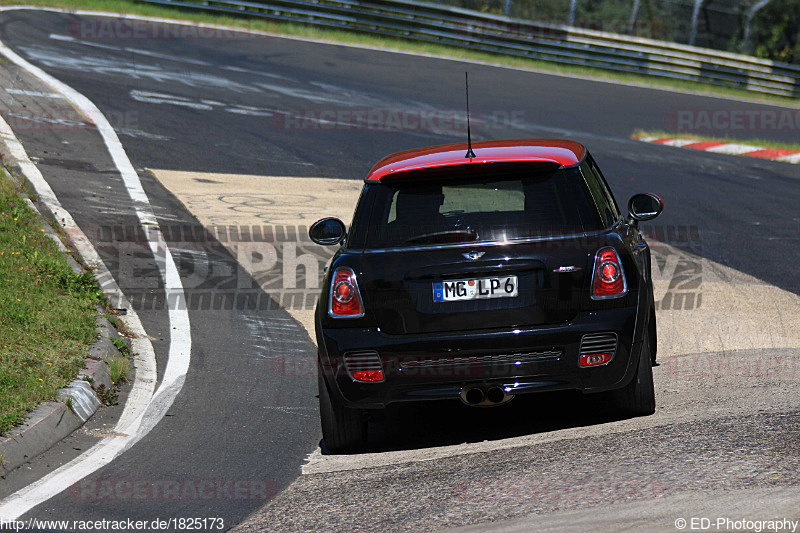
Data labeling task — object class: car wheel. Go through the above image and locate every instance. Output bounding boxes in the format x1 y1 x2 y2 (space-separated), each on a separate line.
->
318 362 367 453
609 331 656 416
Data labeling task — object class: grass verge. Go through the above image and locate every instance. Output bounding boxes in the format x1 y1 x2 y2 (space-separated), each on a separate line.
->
107 355 130 385
0 0 798 107
632 129 800 152
0 168 101 435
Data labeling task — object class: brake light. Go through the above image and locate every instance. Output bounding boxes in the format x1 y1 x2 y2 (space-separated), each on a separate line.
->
329 268 364 318
591 247 627 299
579 352 612 367
352 370 384 382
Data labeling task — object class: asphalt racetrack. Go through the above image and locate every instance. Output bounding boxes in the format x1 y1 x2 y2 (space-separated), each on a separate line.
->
0 8 798 532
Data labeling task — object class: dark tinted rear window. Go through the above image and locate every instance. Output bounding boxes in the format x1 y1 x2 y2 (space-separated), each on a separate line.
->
348 166 602 249
581 157 620 228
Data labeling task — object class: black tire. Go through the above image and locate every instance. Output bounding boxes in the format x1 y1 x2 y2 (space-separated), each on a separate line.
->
649 300 658 366
318 363 367 453
609 331 656 416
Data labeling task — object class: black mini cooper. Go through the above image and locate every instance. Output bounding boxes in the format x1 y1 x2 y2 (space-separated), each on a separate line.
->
309 139 663 452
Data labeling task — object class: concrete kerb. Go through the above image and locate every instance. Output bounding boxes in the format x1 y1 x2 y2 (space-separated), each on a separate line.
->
0 132 128 477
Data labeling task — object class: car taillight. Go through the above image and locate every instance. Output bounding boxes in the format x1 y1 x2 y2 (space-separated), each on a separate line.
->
591 247 627 299
329 268 364 318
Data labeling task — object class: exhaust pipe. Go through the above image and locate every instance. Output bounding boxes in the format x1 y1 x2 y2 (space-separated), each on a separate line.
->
463 386 485 405
460 384 513 407
486 386 506 404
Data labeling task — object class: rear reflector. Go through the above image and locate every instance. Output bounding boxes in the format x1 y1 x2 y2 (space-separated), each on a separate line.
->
579 352 612 367
352 370 385 382
343 351 384 382
579 333 617 368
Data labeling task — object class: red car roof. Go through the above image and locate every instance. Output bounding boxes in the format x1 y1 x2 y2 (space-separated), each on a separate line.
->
365 139 586 182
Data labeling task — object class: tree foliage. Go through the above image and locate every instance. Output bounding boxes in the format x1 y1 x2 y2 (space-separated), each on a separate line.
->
436 0 799 63
750 0 800 63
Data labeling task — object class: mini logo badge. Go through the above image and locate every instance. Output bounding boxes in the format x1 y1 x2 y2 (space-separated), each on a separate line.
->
463 251 485 260
554 266 581 273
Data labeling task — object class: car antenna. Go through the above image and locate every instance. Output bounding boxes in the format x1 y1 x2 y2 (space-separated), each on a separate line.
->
464 72 476 159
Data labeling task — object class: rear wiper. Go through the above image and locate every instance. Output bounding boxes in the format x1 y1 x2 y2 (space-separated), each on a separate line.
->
404 229 479 245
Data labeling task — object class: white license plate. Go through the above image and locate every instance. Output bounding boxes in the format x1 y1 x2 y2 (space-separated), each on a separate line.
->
433 276 518 302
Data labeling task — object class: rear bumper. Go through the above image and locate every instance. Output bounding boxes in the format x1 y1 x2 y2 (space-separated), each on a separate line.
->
318 304 647 409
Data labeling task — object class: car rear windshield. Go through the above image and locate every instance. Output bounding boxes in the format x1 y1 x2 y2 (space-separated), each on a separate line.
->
348 165 602 249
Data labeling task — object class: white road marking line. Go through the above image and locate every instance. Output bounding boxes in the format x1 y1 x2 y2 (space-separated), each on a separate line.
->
222 66 291 80
0 32 191 519
5 88 62 98
129 90 278 117
114 127 173 141
130 89 214 110
0 112 157 509
116 47 211 66
776 153 800 163
21 45 260 93
226 108 274 117
49 33 211 65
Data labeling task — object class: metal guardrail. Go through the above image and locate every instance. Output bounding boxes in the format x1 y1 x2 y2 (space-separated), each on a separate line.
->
138 0 800 98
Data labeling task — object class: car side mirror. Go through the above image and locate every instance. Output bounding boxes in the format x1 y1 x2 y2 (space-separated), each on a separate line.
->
627 193 663 226
309 217 347 245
